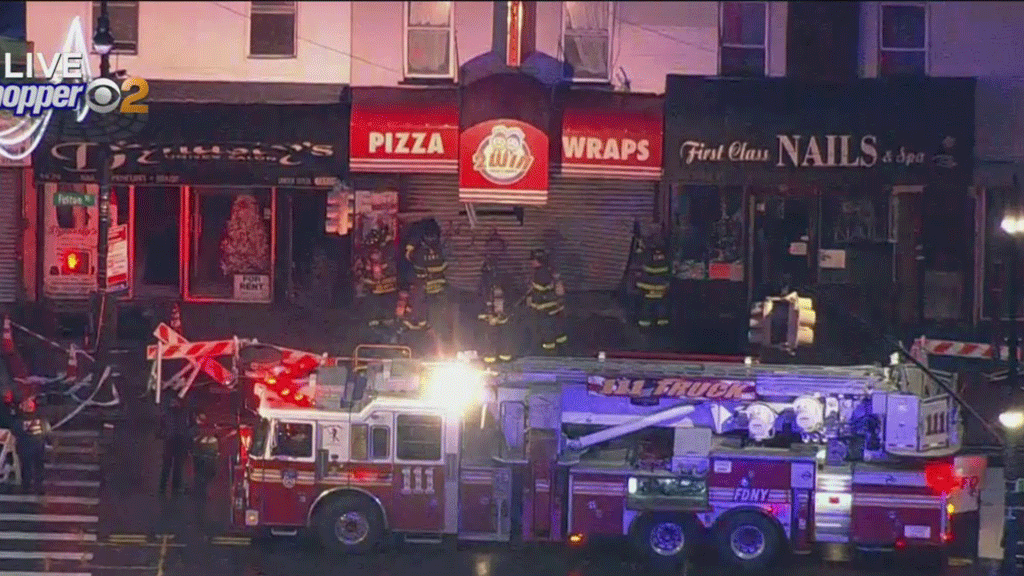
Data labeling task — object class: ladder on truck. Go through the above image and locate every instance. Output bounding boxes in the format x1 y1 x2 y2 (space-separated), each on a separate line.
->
496 356 902 398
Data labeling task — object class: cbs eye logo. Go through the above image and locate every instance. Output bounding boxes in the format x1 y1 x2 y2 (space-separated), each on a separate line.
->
84 77 150 114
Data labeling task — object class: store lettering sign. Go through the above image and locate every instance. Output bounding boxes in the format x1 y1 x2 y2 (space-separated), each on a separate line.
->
562 136 650 163
45 141 335 174
586 376 757 401
369 132 445 156
680 134 933 170
559 106 662 179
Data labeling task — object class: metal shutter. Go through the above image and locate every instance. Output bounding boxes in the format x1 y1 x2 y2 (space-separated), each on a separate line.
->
403 174 656 293
0 169 20 302
545 176 657 291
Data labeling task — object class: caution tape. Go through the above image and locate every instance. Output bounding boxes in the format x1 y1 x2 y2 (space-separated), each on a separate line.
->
9 320 95 363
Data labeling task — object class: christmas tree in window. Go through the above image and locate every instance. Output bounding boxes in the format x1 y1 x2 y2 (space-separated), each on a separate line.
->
220 194 270 276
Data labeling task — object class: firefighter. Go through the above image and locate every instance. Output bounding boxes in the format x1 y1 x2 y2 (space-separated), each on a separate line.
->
635 233 671 331
16 397 48 494
192 413 220 528
477 258 513 363
526 249 567 355
395 284 429 351
406 220 449 338
0 388 18 432
158 397 193 497
362 227 398 332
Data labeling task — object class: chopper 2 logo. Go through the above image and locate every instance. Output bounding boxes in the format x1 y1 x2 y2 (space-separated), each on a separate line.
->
0 52 149 116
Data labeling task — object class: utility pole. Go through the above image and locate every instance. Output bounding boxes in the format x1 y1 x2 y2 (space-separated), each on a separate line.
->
92 1 114 366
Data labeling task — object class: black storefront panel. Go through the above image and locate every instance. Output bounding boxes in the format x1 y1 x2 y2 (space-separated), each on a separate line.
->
664 77 976 188
33 103 349 186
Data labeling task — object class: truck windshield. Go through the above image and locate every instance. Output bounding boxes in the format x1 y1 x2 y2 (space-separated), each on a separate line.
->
249 418 270 458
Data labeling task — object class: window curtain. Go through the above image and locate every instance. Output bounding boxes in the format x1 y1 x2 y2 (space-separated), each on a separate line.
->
408 1 451 75
564 2 610 79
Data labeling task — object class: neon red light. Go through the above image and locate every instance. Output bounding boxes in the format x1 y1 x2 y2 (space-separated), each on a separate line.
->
925 462 960 496
352 468 373 481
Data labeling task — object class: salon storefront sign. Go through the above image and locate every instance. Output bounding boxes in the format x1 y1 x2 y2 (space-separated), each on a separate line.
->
664 76 976 186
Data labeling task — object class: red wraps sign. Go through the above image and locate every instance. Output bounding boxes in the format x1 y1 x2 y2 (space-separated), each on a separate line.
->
350 99 458 173
560 106 663 180
459 118 549 205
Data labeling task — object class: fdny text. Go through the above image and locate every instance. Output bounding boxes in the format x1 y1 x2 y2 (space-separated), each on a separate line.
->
733 488 771 502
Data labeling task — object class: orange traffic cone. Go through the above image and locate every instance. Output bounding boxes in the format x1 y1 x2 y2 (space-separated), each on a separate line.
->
66 343 79 379
1 316 28 379
170 303 183 335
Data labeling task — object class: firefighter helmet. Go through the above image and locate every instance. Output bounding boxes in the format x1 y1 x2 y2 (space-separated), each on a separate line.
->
530 248 549 267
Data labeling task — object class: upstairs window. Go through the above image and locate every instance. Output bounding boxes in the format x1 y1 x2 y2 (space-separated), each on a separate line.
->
405 1 455 78
879 3 927 76
562 1 613 81
719 1 767 77
91 1 138 54
250 1 297 58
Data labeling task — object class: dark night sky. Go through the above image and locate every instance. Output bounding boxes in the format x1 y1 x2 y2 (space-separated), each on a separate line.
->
0 1 25 39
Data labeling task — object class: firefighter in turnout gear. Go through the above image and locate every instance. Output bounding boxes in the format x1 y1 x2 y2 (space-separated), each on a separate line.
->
405 220 449 338
192 413 220 528
477 258 513 363
362 227 398 333
394 284 429 353
16 397 49 494
527 249 567 355
635 234 671 330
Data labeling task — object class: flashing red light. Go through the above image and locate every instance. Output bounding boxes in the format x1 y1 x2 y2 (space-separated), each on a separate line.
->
942 531 954 543
924 462 960 496
352 468 373 482
895 538 907 549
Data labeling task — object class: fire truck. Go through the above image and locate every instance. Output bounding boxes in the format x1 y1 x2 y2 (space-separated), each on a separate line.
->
230 354 982 570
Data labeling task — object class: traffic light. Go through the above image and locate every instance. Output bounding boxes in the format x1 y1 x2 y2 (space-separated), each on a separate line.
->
786 292 816 349
325 187 355 236
61 250 90 275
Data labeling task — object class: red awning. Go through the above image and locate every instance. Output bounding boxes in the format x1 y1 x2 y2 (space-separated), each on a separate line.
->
559 91 664 180
349 88 459 174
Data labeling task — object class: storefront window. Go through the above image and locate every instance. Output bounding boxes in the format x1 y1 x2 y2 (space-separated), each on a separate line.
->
134 186 180 296
671 185 744 281
186 187 275 302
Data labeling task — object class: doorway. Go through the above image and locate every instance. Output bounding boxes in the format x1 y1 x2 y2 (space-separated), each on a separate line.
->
751 189 817 300
133 186 181 298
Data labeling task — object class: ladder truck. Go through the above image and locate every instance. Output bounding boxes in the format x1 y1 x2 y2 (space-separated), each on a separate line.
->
229 354 980 571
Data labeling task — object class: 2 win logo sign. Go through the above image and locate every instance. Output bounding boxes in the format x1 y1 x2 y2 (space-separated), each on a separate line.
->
471 123 535 185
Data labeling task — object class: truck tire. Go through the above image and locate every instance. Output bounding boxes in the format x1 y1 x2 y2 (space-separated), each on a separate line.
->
314 494 384 554
713 510 782 571
629 512 694 562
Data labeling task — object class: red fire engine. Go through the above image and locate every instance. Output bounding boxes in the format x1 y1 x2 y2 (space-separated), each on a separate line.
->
230 354 982 570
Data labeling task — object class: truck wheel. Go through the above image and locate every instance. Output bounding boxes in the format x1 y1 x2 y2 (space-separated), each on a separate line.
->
714 510 782 571
630 512 694 561
315 494 384 554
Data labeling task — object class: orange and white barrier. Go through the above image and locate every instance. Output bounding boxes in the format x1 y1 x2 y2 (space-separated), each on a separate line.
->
147 323 236 403
915 336 1021 361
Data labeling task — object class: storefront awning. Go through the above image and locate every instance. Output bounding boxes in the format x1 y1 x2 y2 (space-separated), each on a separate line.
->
558 91 663 180
33 102 349 187
663 76 976 187
349 87 458 174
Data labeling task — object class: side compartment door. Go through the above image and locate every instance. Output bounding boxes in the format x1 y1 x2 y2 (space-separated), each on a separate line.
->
392 412 446 532
265 420 317 526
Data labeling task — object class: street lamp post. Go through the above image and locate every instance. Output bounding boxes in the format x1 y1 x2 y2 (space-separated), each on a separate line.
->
92 1 114 360
1000 207 1024 576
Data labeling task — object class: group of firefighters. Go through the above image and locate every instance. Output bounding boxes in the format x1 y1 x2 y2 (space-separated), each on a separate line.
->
356 218 673 362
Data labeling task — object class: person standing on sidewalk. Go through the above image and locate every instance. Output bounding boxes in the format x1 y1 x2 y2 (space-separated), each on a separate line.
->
16 397 49 494
192 413 219 529
158 397 193 497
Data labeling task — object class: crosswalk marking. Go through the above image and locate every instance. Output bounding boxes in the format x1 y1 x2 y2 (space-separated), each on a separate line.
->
0 426 101 576
0 533 96 542
0 552 92 561
43 463 98 472
0 496 98 506
0 515 97 524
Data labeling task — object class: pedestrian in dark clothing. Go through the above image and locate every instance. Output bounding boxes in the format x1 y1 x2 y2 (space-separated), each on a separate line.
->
0 388 19 433
192 413 220 529
158 398 193 496
16 397 48 494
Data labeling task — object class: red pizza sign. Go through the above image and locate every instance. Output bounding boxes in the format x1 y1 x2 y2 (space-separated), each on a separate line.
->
459 118 549 205
350 99 458 174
